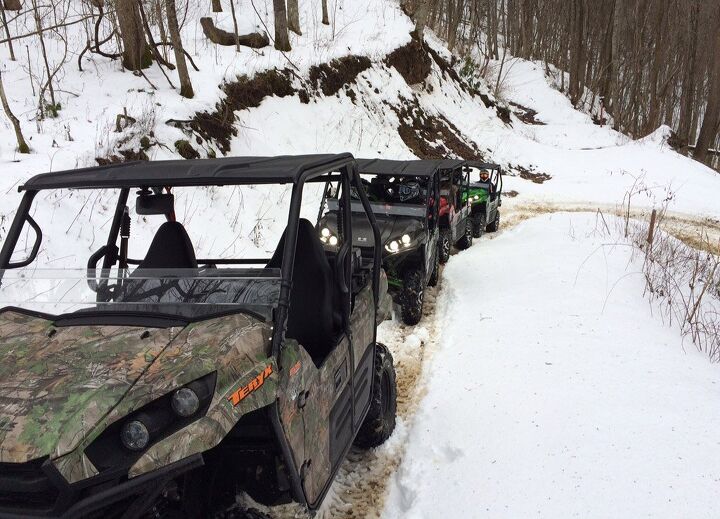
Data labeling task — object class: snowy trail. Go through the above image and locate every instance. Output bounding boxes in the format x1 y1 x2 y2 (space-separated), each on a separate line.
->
381 212 720 519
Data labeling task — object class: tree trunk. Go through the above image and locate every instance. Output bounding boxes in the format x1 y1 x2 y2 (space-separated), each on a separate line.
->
0 1 15 60
211 0 221 12
165 0 193 98
272 0 291 51
116 0 149 70
569 0 585 105
0 70 30 153
2 0 22 10
321 0 329 25
413 0 431 40
287 0 300 35
694 23 720 165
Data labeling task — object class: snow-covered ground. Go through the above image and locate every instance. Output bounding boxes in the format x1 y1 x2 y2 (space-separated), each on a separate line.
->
382 212 720 518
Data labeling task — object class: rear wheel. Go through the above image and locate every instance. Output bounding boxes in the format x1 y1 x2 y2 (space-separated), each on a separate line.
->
472 215 485 238
456 220 473 250
399 268 424 325
486 210 500 232
438 230 451 264
354 343 397 449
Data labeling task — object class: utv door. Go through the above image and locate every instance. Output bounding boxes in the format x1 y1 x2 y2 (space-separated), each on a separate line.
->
277 170 377 509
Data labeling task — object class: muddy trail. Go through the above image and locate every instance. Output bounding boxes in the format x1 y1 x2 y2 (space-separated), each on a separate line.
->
258 279 446 519
499 201 720 254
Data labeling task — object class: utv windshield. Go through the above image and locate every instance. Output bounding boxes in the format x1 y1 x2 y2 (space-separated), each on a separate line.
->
0 182 325 321
0 268 281 319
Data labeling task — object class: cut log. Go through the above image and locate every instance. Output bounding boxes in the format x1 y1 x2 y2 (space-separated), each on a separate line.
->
200 18 269 48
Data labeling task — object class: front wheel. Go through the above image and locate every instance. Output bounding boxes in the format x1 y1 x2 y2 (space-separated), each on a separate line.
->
354 343 397 449
486 210 500 232
472 215 485 238
438 230 451 264
456 220 473 250
399 268 424 325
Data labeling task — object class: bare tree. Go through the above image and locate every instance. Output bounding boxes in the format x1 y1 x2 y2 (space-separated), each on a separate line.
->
165 0 193 97
0 1 15 60
211 0 221 11
0 70 30 153
321 0 329 25
115 0 149 70
287 0 300 35
694 20 720 165
272 0 290 51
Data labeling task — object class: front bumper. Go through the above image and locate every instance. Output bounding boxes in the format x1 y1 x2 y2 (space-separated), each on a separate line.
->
0 455 203 519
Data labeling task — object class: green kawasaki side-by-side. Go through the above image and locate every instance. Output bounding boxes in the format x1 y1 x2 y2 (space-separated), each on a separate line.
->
0 155 502 519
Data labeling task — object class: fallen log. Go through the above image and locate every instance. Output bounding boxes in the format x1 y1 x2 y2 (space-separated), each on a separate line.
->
200 18 269 48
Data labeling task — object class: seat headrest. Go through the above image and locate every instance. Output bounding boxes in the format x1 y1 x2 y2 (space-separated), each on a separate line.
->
139 221 198 270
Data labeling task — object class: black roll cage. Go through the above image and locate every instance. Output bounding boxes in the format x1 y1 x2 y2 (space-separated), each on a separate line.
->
0 158 383 349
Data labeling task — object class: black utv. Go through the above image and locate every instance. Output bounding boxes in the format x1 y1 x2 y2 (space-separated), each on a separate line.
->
463 162 503 238
0 154 397 519
438 162 473 263
318 159 448 326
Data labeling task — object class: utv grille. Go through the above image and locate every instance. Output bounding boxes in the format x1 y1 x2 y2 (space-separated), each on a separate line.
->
0 457 60 516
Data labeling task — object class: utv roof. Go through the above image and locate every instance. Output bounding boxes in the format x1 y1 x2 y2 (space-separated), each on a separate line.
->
463 161 500 169
20 154 354 191
357 158 464 177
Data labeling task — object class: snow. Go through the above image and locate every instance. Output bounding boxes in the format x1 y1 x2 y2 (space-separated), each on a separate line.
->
382 212 720 519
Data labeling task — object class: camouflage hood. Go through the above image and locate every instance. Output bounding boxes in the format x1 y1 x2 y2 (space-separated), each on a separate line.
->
0 309 179 463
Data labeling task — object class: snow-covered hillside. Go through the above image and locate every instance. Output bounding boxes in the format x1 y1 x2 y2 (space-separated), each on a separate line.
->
1 0 720 517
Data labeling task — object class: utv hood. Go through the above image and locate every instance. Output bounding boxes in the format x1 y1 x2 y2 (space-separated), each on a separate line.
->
0 309 179 463
324 212 425 248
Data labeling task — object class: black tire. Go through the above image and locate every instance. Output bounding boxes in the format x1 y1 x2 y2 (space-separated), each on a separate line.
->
472 215 485 238
438 229 451 264
218 508 273 519
354 343 397 449
486 210 500 232
427 249 440 287
456 219 473 250
399 268 424 325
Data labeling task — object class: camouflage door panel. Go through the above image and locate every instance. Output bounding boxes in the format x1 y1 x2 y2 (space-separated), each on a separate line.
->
350 283 375 369
277 336 352 506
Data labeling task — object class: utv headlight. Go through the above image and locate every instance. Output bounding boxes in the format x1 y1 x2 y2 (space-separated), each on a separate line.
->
120 420 150 451
85 372 216 472
320 227 340 247
171 387 200 417
473 195 480 201
385 234 417 254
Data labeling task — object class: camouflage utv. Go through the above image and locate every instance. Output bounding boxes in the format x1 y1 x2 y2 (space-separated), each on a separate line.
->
463 162 503 238
0 155 397 519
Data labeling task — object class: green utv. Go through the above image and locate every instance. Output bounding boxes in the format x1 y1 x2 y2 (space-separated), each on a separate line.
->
463 162 503 238
317 159 452 326
0 155 397 519
438 163 473 264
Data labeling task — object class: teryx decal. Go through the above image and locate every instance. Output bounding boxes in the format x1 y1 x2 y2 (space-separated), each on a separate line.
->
228 364 273 406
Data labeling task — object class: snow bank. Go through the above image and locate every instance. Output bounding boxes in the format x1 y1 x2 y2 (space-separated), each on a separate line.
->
382 212 720 519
